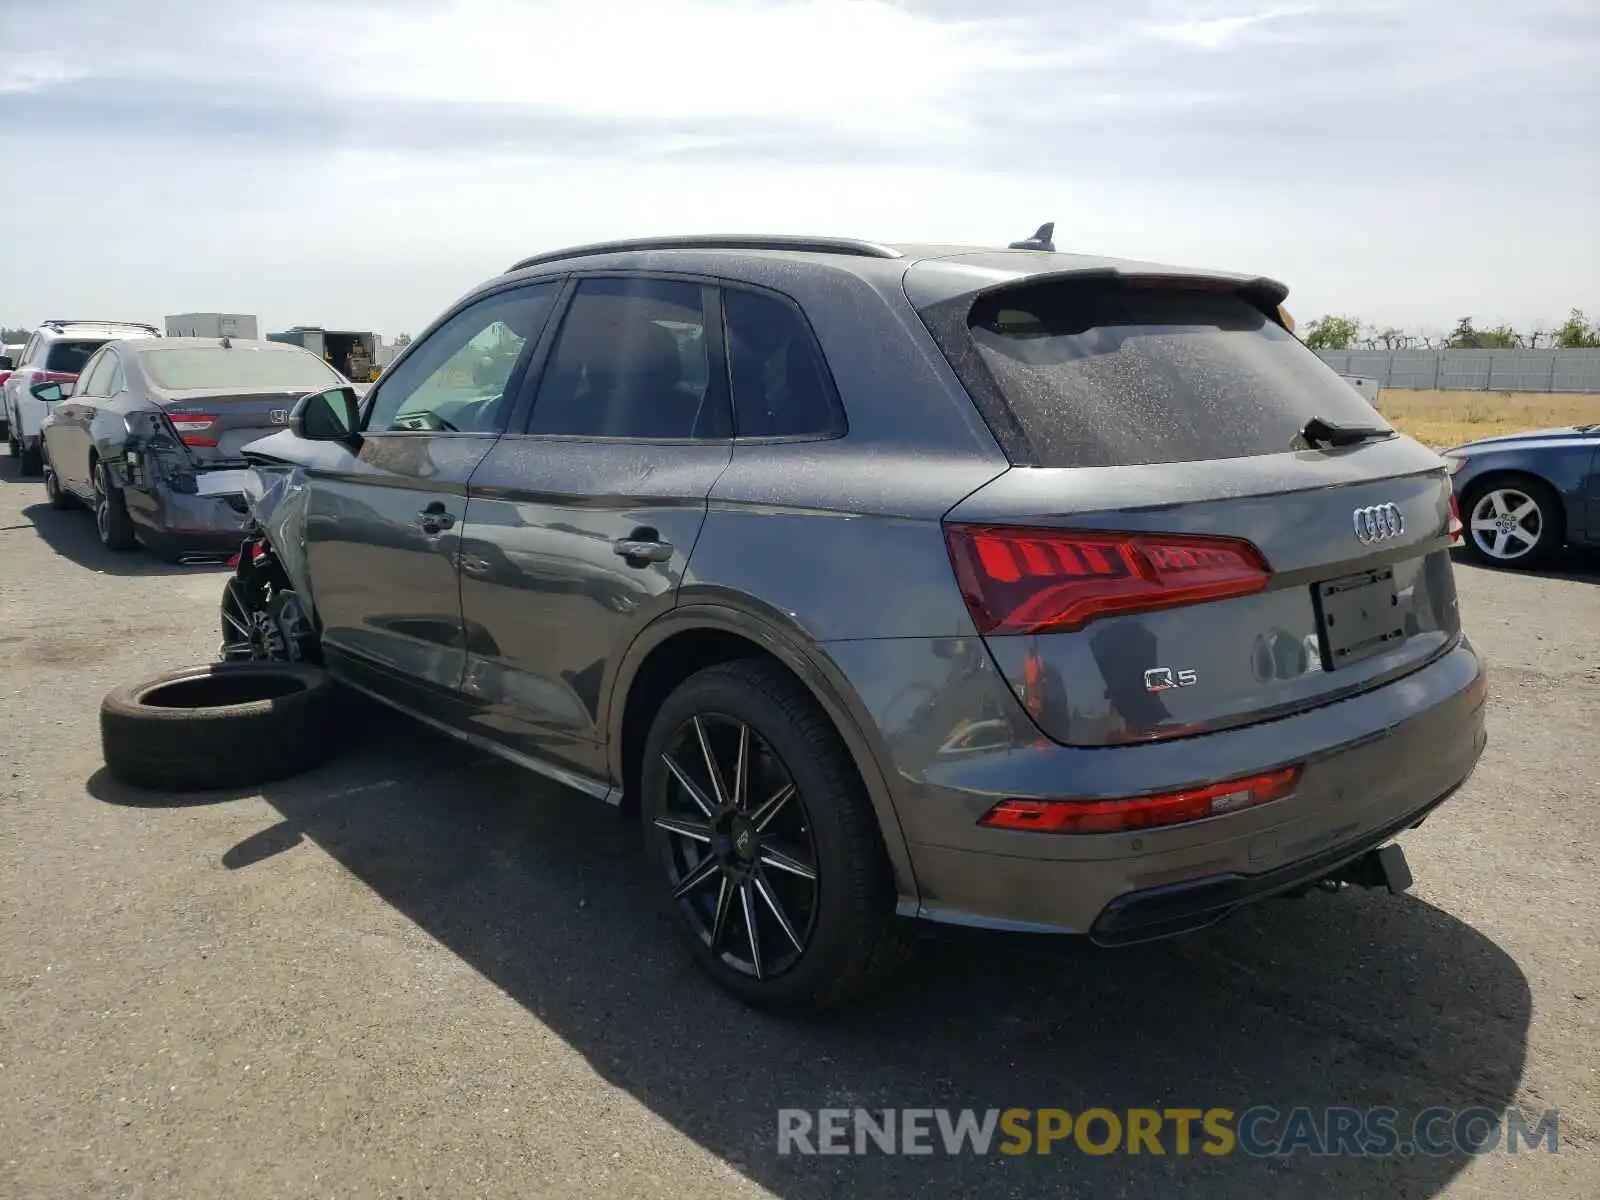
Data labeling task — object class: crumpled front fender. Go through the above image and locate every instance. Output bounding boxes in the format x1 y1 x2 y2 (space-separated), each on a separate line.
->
243 460 318 624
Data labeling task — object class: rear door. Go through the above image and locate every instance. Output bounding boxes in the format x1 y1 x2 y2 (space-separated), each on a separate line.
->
456 275 732 778
915 270 1460 747
302 282 564 702
49 347 116 491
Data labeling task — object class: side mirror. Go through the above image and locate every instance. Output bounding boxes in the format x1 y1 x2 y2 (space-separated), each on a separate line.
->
291 386 362 444
30 381 67 403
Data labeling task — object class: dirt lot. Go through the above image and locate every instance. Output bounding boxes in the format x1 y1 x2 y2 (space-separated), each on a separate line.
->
1377 389 1600 450
1 448 1597 1199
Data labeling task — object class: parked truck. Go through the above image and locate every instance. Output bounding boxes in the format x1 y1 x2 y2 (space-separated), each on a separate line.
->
266 325 379 382
165 313 260 339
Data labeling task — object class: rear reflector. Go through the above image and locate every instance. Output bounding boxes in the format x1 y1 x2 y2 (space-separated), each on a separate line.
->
169 414 218 447
945 524 1270 635
979 766 1303 834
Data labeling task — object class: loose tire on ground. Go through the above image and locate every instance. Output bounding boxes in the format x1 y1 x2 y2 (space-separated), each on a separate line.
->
101 662 340 792
640 658 915 1012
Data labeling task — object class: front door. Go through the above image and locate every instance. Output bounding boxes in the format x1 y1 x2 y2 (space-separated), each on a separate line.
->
456 276 733 782
303 281 565 703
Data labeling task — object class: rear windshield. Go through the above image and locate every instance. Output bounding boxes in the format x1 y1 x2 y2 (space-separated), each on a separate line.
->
45 340 109 374
142 347 341 391
925 282 1392 468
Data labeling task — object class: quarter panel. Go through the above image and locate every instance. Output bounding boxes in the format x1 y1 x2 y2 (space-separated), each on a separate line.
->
1451 441 1598 541
690 442 1003 641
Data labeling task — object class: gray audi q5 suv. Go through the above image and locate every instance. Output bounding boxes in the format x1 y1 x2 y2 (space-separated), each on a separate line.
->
225 231 1488 1011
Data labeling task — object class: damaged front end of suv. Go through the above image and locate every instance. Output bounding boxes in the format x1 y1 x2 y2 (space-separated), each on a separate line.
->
219 435 321 665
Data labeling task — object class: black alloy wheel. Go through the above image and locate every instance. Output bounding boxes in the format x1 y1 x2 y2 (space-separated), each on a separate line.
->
641 660 913 1012
654 712 820 980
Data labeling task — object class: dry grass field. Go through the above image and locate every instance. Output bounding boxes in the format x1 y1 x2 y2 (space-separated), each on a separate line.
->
1377 388 1600 449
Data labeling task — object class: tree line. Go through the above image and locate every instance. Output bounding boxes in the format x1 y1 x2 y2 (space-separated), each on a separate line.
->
1304 309 1600 351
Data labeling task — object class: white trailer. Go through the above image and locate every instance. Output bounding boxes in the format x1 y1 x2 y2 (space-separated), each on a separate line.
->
164 313 260 339
1340 374 1382 404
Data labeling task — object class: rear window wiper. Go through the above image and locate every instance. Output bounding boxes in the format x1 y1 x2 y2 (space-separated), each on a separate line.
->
1296 416 1394 450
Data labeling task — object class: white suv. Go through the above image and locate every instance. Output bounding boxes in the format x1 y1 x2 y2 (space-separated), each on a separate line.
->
4 319 162 473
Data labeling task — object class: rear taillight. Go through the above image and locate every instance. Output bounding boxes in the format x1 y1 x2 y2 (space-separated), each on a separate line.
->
979 766 1303 834
1447 493 1464 543
169 414 218 447
944 524 1270 635
37 370 76 384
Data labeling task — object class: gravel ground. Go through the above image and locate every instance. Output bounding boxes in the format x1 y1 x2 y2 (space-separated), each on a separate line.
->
1 448 1596 1199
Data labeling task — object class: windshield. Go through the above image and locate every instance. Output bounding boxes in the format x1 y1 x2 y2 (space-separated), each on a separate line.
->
45 340 110 374
142 346 341 391
924 282 1394 468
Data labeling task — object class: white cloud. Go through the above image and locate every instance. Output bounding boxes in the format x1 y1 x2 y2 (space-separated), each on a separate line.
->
1141 6 1316 51
0 0 1594 335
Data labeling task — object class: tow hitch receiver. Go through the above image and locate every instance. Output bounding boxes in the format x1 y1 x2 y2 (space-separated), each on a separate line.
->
1324 843 1413 895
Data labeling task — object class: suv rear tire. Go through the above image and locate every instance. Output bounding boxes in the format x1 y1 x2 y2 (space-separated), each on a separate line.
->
640 659 913 1012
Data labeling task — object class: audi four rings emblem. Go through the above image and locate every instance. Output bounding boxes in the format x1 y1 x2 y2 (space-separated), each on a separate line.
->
1353 503 1404 544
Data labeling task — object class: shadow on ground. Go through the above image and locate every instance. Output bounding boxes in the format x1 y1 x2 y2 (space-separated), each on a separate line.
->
2 445 230 578
90 707 1534 1199
1452 543 1600 583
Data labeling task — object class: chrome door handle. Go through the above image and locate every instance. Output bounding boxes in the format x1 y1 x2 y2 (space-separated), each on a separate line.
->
613 537 672 563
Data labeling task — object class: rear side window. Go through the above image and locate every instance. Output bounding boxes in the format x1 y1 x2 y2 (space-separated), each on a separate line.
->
527 277 725 439
45 340 109 374
723 288 841 438
925 283 1392 468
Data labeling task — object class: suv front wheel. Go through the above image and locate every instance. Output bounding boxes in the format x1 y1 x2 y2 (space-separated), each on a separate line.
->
640 659 913 1012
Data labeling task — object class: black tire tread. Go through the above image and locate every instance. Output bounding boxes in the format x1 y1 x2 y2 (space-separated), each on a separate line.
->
647 658 914 1012
101 662 339 792
94 459 138 552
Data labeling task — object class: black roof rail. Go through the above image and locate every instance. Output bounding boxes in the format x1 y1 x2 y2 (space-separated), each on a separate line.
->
43 318 161 334
506 234 903 273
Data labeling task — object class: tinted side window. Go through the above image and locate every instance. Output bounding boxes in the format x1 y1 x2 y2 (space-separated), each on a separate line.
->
527 277 721 439
78 351 114 396
364 282 562 434
46 340 109 375
724 289 841 438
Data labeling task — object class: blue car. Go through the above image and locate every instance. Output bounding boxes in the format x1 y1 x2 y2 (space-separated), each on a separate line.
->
1443 422 1600 568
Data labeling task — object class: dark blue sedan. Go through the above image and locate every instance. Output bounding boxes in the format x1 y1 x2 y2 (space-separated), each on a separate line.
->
1444 421 1600 568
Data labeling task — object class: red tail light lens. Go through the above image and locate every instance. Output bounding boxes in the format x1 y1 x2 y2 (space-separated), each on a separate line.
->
979 766 1302 834
169 414 218 447
37 370 77 384
1447 493 1464 543
944 524 1270 635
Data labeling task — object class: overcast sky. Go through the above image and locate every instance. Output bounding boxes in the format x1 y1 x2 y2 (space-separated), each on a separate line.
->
1 0 1595 339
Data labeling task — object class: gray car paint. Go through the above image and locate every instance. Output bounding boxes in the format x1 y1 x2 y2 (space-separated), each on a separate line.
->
236 239 1488 936
39 336 343 551
1445 425 1600 545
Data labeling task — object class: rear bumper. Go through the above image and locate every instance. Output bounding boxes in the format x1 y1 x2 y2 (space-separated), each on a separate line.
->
835 635 1487 938
125 479 252 552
